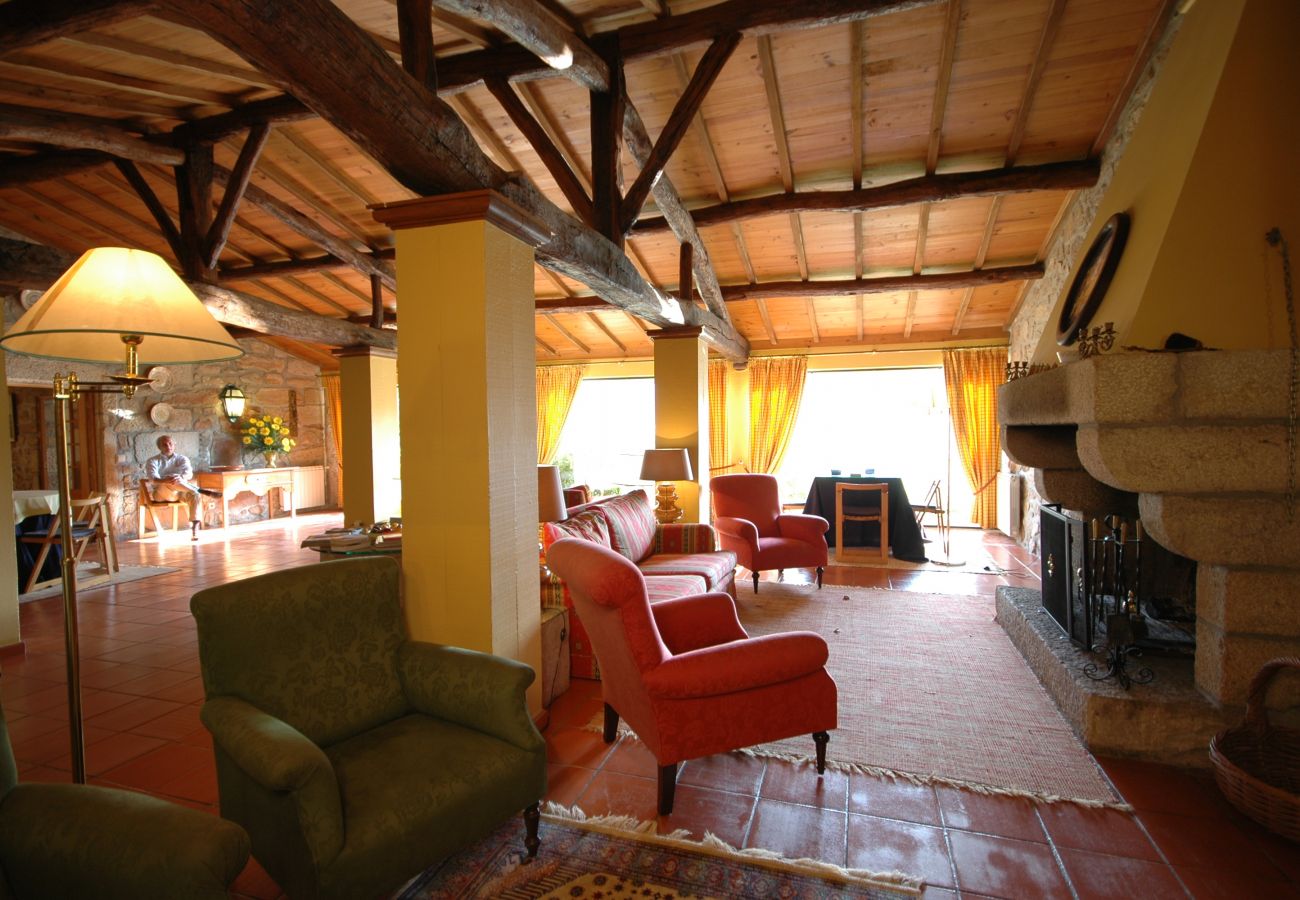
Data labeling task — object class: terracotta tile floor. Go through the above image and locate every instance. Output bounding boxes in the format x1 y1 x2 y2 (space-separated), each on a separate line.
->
2 516 1296 899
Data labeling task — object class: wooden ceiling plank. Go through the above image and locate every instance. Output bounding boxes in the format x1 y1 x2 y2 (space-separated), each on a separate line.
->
542 267 574 297
620 31 740 233
516 81 594 194
321 271 375 307
205 122 269 269
805 297 820 343
856 294 864 341
637 0 670 17
755 298 779 345
0 70 184 120
536 335 560 357
235 146 377 249
912 202 930 275
62 29 272 87
903 290 916 338
0 198 86 255
790 213 809 281
435 0 943 94
631 160 1100 234
721 263 1043 301
851 21 864 190
925 0 961 175
0 0 153 54
277 126 385 208
854 210 864 279
587 311 627 353
1005 0 1067 167
429 8 498 48
733 222 757 283
757 36 794 193
222 255 344 281
58 172 203 262
1092 0 1178 156
242 279 314 313
486 78 595 224
973 195 1003 270
543 313 592 353
447 93 524 172
19 183 145 247
6 50 250 108
671 53 730 202
284 274 353 316
0 104 182 166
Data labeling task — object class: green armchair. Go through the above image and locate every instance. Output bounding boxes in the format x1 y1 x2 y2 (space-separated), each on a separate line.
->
190 556 547 900
0 701 250 899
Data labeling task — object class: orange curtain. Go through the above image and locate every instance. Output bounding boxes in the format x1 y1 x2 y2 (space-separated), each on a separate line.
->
748 355 808 475
943 347 1007 528
536 364 585 464
708 359 730 472
321 373 344 501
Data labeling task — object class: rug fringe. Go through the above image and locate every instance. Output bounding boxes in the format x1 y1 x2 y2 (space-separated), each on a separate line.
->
542 803 924 895
580 718 1133 813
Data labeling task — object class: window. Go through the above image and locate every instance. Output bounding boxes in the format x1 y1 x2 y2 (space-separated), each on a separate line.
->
553 377 654 493
776 368 977 525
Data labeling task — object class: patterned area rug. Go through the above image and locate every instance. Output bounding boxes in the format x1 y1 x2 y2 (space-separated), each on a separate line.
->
738 583 1124 807
827 548 1029 576
19 564 179 602
397 807 921 898
591 583 1124 809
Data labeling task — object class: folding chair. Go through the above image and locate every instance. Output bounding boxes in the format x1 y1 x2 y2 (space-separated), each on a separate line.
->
20 495 117 594
835 482 889 562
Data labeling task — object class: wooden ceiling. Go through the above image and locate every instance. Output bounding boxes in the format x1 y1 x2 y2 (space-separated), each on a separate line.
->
0 0 1172 367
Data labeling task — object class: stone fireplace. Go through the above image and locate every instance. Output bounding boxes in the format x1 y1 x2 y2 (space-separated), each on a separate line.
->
996 348 1299 765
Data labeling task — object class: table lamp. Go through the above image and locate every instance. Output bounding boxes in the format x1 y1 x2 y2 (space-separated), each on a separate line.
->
0 247 243 783
640 448 693 524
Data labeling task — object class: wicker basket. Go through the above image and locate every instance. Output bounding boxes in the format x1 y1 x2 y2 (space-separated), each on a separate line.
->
1209 657 1300 843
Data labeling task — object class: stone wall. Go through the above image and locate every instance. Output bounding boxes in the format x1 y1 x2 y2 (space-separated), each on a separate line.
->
4 293 340 538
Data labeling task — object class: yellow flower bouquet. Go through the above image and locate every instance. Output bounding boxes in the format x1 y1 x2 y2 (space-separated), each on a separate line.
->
236 412 296 455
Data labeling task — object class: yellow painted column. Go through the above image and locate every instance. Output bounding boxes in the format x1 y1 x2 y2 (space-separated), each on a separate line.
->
335 345 401 525
650 327 709 522
374 191 546 713
0 386 20 651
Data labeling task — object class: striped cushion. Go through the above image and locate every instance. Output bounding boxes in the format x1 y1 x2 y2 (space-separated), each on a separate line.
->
653 522 718 554
644 574 708 603
639 552 737 592
596 490 657 563
542 508 611 551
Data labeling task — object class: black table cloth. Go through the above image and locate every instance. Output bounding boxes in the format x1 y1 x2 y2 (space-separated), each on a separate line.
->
15 514 62 593
802 476 927 562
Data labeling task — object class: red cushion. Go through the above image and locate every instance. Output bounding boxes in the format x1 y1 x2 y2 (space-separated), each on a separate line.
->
638 552 737 592
644 574 707 604
596 490 657 563
542 508 610 551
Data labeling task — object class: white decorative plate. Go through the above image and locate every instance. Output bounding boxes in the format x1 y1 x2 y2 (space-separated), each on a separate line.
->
149 402 173 426
146 366 171 391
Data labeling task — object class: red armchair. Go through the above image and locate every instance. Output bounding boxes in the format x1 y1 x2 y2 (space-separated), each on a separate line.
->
711 473 830 592
546 537 837 814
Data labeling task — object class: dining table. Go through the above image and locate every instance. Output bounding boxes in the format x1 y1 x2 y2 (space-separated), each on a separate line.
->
13 489 63 592
802 476 928 562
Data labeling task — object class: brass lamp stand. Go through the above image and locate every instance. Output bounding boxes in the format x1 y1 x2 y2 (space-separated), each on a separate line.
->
640 448 694 524
2 248 243 782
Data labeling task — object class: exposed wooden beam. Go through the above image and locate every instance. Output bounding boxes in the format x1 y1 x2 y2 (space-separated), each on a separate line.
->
236 148 376 248
851 22 865 279
284 274 352 316
397 0 437 91
320 271 376 308
57 174 180 259
678 240 693 304
535 297 615 315
431 0 610 92
0 0 154 54
925 0 962 175
912 203 930 274
516 82 594 193
5 50 249 108
587 311 627 353
536 335 560 357
720 264 1044 301
170 95 314 144
805 298 820 343
347 309 398 326
631 160 1100 233
590 37 626 245
62 29 272 87
903 290 917 338
0 104 183 166
0 236 396 349
434 0 942 93
486 78 595 224
951 286 975 334
0 68 181 119
620 32 740 233
856 294 864 341
157 0 748 362
214 164 396 291
113 160 185 263
221 255 348 281
205 123 270 270
758 35 810 282
174 143 215 279
543 313 591 354
369 273 384 328
1005 0 1067 166
19 184 134 247
755 299 779 344
430 8 498 48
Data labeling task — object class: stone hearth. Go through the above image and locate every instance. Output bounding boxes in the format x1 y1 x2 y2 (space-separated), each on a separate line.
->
999 349 1299 733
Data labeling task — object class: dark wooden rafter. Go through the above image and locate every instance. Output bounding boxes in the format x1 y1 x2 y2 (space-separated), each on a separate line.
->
212 164 397 290
589 36 626 245
221 254 350 280
114 159 185 263
485 78 595 224
170 95 313 144
535 297 614 315
153 0 748 362
433 0 943 94
0 104 182 166
204 122 270 269
678 240 693 303
0 0 154 54
174 143 215 280
631 160 1100 233
850 21 865 279
0 235 395 349
720 264 1043 301
369 273 385 328
619 32 740 234
397 0 437 90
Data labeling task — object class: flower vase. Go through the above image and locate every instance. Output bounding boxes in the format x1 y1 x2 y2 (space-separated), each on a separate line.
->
263 451 279 468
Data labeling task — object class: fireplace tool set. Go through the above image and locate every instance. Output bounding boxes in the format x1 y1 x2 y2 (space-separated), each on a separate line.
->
1079 516 1155 690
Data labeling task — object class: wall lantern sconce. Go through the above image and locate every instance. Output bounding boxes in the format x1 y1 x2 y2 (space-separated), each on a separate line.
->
219 384 246 422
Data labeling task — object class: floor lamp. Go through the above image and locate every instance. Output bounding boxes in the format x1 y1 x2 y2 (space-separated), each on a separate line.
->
0 247 243 783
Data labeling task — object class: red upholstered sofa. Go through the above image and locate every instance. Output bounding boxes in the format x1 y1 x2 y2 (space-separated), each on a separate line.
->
541 489 737 679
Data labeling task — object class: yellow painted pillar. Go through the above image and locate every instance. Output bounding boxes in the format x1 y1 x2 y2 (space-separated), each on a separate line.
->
335 345 401 525
0 386 20 652
649 327 709 522
374 191 546 713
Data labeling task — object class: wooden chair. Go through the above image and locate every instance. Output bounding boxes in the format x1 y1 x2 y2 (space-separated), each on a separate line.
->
137 481 190 538
835 482 889 562
20 495 118 594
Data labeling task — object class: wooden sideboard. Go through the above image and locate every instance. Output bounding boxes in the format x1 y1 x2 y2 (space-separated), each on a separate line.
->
196 467 296 529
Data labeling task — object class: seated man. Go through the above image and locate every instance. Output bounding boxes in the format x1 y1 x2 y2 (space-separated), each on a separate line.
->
145 435 220 540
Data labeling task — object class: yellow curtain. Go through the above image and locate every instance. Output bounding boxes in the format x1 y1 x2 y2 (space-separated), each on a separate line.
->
321 373 344 502
943 347 1007 528
536 364 586 464
748 355 808 475
708 359 729 472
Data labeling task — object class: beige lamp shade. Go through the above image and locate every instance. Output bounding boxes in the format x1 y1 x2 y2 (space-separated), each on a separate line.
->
0 247 243 364
537 465 568 523
640 448 693 482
